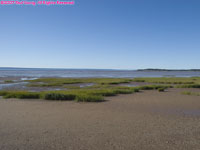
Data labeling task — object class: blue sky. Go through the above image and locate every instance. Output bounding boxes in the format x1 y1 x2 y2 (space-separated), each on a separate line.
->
0 0 200 69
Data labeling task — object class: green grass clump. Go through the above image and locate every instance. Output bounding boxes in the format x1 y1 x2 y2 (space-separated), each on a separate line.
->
132 79 145 82
0 91 40 99
113 88 134 94
158 88 165 92
75 94 104 102
132 88 140 92
87 87 139 96
182 91 192 95
4 80 14 83
44 93 76 100
0 91 9 96
181 91 200 96
176 84 200 88
91 90 117 96
73 89 117 97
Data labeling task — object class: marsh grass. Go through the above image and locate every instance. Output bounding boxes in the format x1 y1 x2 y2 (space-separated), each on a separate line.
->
181 91 200 96
158 88 165 92
0 91 40 99
4 80 14 83
176 84 200 88
27 78 133 87
44 93 76 101
0 84 171 102
133 77 200 84
2 76 200 102
75 94 104 102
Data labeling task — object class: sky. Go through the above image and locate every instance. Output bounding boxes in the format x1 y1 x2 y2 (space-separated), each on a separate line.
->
0 0 200 69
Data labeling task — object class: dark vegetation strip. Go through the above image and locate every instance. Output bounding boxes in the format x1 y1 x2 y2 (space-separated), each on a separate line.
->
176 84 200 88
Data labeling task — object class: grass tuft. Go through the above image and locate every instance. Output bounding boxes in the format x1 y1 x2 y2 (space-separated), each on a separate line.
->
176 84 200 88
181 91 200 96
158 88 165 92
44 93 76 101
4 80 14 83
75 94 104 102
1 91 40 99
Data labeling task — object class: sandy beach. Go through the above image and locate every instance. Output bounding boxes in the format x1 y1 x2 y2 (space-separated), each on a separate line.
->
0 88 199 150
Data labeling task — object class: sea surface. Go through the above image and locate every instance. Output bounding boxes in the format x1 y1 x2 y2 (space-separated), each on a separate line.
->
0 68 200 78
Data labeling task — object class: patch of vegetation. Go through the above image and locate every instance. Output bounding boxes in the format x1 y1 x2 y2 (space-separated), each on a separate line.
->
27 78 133 87
176 84 200 88
181 91 200 96
4 80 14 83
133 77 200 84
0 84 172 102
75 94 104 102
0 91 40 99
2 77 200 102
158 88 165 92
44 93 76 101
132 88 140 92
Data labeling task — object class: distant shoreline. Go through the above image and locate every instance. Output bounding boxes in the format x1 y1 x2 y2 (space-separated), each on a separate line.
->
137 69 200 72
0 67 200 72
0 67 200 78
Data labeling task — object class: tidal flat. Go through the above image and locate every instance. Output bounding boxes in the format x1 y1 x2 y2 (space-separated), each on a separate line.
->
0 77 200 150
0 87 200 150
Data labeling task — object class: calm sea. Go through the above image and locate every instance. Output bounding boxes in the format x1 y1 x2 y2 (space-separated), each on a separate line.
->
0 68 200 78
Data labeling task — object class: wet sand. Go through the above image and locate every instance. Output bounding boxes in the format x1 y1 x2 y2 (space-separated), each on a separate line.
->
0 88 200 150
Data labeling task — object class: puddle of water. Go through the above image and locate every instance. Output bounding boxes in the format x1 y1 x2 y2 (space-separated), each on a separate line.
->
120 84 138 87
28 88 63 92
21 77 38 81
79 83 94 88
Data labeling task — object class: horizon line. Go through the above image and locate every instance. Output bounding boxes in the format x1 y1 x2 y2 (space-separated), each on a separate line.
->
0 67 200 71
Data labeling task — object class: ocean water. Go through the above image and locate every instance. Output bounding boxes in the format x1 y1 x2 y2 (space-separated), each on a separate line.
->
0 68 200 78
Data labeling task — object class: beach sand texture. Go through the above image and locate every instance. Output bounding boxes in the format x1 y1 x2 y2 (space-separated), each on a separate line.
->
0 88 200 150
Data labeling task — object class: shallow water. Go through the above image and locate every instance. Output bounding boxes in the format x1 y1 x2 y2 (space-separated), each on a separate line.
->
79 83 94 88
0 68 200 78
21 77 38 81
119 84 138 87
0 81 95 92
0 82 28 90
0 82 64 92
